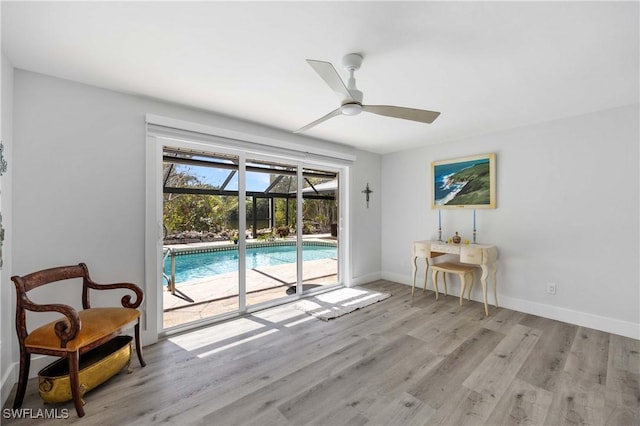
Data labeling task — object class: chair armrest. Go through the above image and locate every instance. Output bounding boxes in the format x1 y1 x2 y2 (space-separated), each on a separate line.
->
84 279 144 309
21 299 80 346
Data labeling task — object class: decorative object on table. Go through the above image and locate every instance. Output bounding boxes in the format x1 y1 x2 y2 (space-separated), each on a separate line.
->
431 153 496 209
293 286 391 321
362 183 373 208
452 232 461 244
438 210 442 241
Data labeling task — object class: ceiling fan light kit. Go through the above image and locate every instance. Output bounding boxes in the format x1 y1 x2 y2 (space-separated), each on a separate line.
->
341 103 362 116
295 53 440 133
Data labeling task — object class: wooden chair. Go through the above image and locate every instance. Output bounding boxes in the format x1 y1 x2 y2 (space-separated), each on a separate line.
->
11 263 146 417
431 262 476 306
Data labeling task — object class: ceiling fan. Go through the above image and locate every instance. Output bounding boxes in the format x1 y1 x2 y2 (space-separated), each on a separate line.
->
295 53 440 133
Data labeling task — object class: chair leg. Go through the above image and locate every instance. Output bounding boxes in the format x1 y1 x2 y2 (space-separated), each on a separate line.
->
431 270 439 300
443 273 448 296
467 272 475 301
135 321 146 367
13 346 30 409
68 351 85 417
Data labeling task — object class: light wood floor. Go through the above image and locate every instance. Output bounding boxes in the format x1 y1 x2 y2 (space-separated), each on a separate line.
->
4 280 639 425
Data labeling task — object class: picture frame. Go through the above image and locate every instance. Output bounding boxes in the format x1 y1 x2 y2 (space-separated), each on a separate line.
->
431 153 496 209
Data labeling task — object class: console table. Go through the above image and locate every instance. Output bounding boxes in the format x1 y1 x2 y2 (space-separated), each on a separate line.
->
412 240 499 315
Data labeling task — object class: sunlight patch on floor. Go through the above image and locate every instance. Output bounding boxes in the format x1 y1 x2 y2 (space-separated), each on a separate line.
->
250 304 316 327
168 317 269 352
314 287 377 306
196 328 279 358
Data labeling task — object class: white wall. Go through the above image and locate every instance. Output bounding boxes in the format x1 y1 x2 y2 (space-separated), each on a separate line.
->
381 104 640 338
1 52 15 407
5 70 382 390
350 149 382 285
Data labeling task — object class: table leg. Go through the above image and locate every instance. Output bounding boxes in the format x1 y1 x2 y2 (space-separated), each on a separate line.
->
492 261 499 308
411 255 417 296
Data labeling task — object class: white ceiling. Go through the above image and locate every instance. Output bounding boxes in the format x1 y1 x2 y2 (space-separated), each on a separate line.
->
2 1 638 154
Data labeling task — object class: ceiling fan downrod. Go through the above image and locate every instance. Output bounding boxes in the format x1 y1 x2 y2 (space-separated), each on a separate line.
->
342 53 364 106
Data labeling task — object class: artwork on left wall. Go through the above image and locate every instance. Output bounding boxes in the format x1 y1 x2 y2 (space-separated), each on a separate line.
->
0 141 6 268
0 213 4 268
0 142 6 176
431 153 496 209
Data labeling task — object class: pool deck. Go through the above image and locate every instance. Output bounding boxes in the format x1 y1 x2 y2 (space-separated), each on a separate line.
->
162 235 338 328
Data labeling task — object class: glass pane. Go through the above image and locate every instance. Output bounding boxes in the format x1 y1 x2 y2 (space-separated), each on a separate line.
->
164 149 238 191
162 148 240 329
245 158 299 306
301 168 339 291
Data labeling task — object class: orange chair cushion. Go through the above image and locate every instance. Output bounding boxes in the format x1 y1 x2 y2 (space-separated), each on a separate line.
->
24 307 140 352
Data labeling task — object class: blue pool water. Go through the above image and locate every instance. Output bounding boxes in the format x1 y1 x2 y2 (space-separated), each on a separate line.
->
164 244 337 284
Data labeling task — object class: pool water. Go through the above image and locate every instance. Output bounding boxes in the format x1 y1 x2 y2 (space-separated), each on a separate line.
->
164 244 337 284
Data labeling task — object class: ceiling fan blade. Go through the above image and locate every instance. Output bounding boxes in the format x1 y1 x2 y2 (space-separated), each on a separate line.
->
294 108 342 133
362 105 441 124
306 59 355 102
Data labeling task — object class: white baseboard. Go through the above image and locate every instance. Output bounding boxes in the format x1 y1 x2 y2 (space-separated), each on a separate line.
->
351 271 383 287
1 360 16 407
498 294 640 340
379 271 410 286
381 273 639 340
1 355 55 407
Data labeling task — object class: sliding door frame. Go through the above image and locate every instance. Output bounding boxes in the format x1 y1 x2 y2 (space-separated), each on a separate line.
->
145 116 352 342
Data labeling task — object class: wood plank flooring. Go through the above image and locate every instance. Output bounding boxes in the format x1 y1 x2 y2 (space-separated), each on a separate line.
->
3 280 639 425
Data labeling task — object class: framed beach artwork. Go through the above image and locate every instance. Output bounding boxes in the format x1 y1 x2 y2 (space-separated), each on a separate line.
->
431 153 496 209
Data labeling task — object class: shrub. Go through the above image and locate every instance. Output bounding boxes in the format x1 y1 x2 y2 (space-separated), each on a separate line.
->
276 226 290 238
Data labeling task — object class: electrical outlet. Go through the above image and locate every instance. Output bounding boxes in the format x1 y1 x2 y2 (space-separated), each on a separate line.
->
547 283 557 295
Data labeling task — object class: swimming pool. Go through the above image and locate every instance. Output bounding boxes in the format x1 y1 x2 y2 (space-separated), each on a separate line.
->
164 243 337 284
